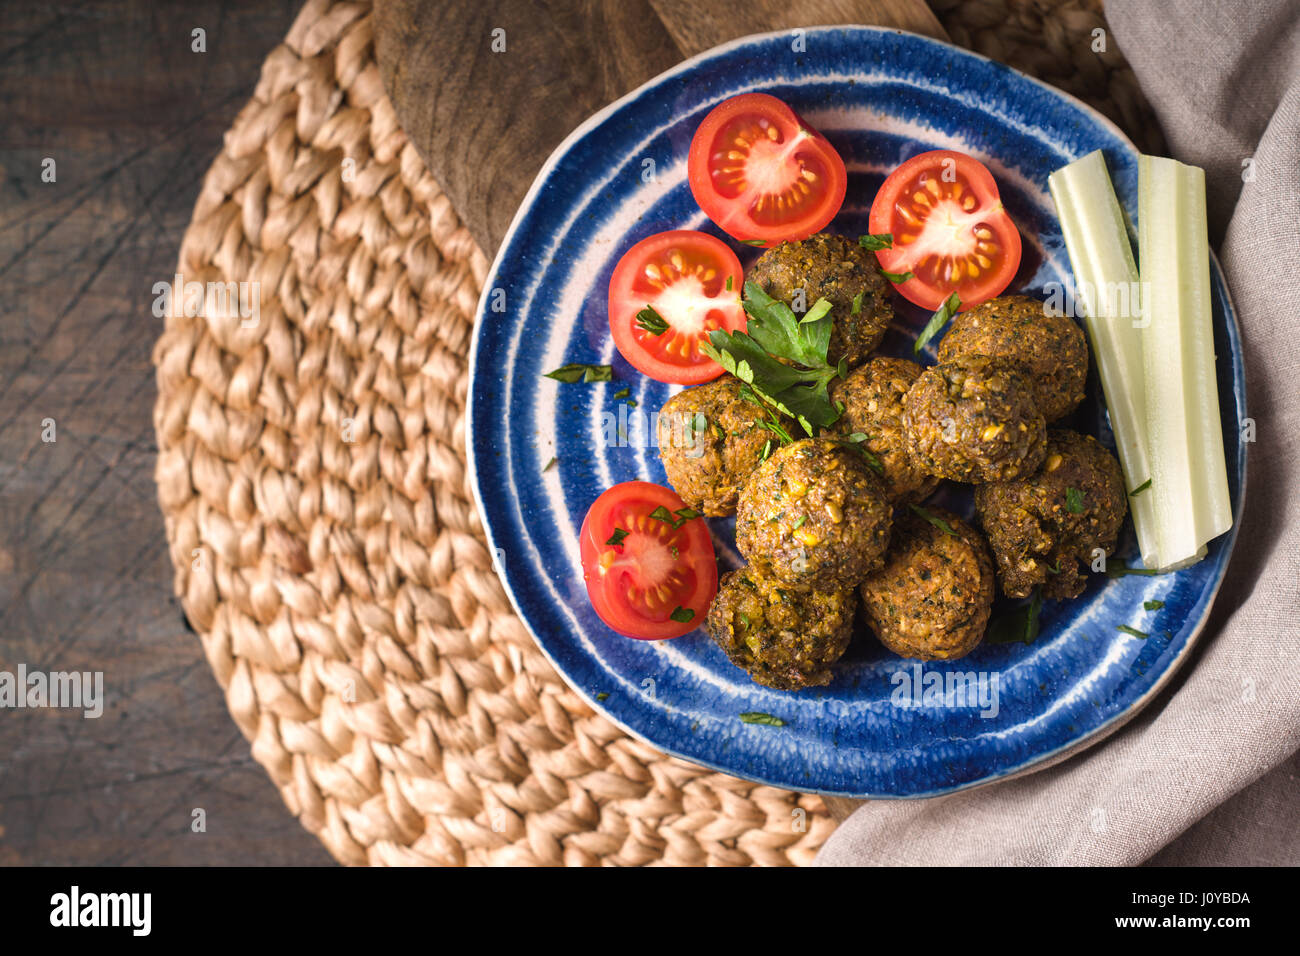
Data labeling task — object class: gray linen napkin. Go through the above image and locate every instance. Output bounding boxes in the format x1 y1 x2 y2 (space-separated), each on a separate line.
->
815 0 1300 866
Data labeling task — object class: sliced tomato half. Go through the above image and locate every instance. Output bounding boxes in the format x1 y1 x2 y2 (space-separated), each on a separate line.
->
869 149 1022 311
687 93 847 247
608 230 745 385
578 481 718 641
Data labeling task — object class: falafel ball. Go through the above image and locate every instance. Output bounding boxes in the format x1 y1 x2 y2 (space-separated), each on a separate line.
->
937 294 1088 422
903 354 1047 483
829 356 941 503
747 233 893 368
707 566 856 690
735 437 893 590
974 429 1127 599
657 376 788 516
859 507 996 661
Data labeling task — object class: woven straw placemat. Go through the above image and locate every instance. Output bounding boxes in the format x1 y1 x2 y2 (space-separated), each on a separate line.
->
152 0 1159 865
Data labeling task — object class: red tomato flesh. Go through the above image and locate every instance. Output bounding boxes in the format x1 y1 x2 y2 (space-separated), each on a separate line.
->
608 230 745 385
579 481 718 640
868 149 1022 311
688 93 847 247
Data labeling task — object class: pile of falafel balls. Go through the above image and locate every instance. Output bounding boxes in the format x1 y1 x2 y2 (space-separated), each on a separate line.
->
656 233 1129 691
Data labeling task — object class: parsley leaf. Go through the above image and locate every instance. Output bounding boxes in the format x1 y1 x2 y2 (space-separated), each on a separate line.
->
800 297 834 325
1117 624 1149 639
1143 600 1165 611
669 606 695 623
605 527 629 547
1128 478 1152 496
1065 487 1085 513
881 269 914 284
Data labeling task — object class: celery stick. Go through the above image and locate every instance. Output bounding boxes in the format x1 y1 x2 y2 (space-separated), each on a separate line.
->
1137 156 1232 569
1048 151 1159 567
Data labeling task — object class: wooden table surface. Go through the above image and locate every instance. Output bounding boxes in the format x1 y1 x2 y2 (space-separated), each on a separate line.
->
0 0 954 865
0 0 333 865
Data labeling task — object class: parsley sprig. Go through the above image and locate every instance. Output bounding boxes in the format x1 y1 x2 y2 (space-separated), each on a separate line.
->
701 281 847 436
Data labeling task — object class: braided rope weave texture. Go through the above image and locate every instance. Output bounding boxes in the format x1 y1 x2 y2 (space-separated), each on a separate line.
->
152 0 1156 865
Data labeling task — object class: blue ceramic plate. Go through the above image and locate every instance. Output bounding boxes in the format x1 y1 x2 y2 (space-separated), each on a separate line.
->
466 27 1246 797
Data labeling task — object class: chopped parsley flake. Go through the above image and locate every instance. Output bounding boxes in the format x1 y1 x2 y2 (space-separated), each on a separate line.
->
909 504 958 537
740 712 787 727
544 363 613 383
914 292 961 356
635 306 669 335
648 506 701 530
986 589 1043 645
1106 562 1160 578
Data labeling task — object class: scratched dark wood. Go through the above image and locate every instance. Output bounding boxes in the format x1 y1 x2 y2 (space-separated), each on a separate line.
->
374 0 948 828
374 0 946 255
0 0 334 865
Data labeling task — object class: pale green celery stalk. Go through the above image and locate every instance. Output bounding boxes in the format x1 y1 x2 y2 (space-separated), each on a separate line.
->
1137 155 1232 569
1048 150 1159 568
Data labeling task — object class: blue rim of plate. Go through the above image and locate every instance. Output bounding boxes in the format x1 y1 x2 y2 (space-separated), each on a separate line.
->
466 26 1247 798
